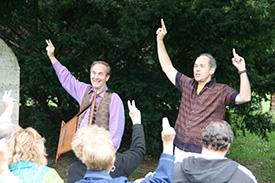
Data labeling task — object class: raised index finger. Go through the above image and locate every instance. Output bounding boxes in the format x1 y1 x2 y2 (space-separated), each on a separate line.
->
161 19 166 32
232 48 237 57
162 117 171 129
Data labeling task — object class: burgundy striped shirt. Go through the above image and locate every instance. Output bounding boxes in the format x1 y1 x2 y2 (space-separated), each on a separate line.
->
174 72 238 153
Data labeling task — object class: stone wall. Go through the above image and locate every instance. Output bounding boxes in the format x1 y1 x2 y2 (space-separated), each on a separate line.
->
0 39 20 124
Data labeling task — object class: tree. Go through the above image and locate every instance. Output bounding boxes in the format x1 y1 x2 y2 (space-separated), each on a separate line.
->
0 0 274 154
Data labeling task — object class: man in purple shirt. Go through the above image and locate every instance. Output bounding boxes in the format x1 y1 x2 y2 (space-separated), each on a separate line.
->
156 19 251 160
45 39 125 151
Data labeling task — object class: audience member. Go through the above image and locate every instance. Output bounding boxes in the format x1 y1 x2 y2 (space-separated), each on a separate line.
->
8 127 64 183
173 120 257 183
0 90 22 182
0 90 16 123
0 139 22 183
71 109 175 183
67 100 146 182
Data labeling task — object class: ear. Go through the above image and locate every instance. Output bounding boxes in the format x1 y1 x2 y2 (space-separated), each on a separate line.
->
111 156 116 166
226 143 231 151
106 75 110 82
210 67 215 76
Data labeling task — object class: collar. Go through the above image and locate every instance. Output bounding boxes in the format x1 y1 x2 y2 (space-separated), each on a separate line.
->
84 169 112 180
192 77 216 87
191 153 227 160
9 161 36 171
88 85 108 98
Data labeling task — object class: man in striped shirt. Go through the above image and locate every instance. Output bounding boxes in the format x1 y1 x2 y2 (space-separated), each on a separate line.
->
156 19 251 160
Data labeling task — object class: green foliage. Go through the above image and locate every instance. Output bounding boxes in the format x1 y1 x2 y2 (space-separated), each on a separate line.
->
0 0 274 155
226 96 273 140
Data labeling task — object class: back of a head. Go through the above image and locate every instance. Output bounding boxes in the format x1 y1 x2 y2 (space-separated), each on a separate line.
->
0 122 21 142
72 125 115 171
201 120 233 151
8 127 47 165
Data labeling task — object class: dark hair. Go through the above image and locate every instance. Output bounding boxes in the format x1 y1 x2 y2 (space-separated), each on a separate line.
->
201 120 233 151
90 61 111 76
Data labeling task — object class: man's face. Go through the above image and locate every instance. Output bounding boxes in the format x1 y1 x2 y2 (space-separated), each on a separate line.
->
90 63 110 92
193 56 214 85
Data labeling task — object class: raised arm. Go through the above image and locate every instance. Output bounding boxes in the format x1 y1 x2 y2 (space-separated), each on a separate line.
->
232 48 251 105
161 117 176 155
134 118 175 183
46 39 58 64
0 90 15 123
110 100 146 178
156 19 178 85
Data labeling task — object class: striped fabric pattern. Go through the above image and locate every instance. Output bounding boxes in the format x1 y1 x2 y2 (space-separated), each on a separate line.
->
174 72 239 152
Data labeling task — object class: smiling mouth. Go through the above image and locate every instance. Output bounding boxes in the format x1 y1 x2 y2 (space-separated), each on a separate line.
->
92 80 101 84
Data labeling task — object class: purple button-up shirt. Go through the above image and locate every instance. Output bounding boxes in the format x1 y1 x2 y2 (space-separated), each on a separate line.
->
53 61 125 151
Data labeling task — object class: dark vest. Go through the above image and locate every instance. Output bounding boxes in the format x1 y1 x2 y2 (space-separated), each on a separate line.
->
77 88 113 129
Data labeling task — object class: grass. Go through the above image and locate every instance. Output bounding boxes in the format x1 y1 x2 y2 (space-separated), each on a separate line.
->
227 130 275 182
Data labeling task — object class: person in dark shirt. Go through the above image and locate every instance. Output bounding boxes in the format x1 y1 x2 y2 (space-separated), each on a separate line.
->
67 100 146 183
71 100 175 183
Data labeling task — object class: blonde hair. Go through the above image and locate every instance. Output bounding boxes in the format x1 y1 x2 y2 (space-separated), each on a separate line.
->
8 127 47 165
72 125 115 171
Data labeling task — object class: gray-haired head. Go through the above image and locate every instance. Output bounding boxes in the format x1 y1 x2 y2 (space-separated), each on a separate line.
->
201 120 233 151
199 53 217 73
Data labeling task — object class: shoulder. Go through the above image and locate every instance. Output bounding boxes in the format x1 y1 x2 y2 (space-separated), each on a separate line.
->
237 164 257 183
109 91 123 101
44 167 64 182
176 72 194 89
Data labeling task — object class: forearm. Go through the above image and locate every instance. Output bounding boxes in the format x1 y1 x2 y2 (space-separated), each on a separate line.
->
111 125 146 177
53 61 89 104
0 107 13 123
122 125 146 170
130 125 146 154
157 39 177 85
235 72 251 104
48 56 58 64
157 40 173 71
162 143 174 155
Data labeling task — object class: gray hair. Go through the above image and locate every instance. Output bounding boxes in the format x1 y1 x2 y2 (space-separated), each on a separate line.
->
199 53 217 71
201 120 233 151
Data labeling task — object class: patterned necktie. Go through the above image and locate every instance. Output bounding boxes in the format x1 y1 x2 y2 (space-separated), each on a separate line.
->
88 91 97 126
